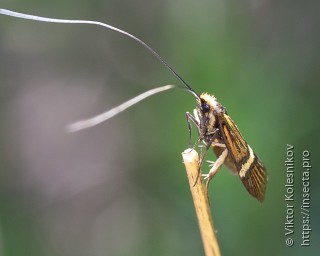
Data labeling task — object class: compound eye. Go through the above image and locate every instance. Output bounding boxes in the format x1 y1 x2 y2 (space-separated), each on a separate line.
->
201 102 210 113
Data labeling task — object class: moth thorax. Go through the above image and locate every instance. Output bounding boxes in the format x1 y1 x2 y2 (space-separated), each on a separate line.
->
205 111 217 133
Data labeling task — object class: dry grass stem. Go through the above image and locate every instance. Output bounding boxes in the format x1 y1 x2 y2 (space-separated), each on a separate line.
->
182 148 221 256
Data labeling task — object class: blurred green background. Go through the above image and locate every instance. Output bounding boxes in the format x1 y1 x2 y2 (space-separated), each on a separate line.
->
0 1 319 255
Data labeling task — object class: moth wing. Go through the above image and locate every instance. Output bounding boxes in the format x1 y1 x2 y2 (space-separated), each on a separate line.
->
240 155 268 202
217 114 267 202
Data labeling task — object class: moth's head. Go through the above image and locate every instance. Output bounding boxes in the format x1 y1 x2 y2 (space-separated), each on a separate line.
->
197 93 225 117
198 93 217 115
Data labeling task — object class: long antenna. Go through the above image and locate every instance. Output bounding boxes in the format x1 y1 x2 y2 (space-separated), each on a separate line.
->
66 85 175 132
0 8 199 98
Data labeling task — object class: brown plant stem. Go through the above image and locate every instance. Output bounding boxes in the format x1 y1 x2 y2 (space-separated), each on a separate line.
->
182 148 221 256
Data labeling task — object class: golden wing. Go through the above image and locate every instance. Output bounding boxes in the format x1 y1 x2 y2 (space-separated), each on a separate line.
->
217 113 268 202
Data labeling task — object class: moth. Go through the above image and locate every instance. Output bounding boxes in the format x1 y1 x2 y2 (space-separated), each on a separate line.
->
186 93 267 202
0 8 267 202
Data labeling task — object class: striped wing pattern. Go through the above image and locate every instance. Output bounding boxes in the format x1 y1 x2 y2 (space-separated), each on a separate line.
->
218 114 267 202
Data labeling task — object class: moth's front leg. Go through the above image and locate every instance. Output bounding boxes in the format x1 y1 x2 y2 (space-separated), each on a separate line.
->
186 111 199 148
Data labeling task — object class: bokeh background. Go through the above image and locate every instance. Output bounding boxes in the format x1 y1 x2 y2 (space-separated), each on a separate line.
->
0 1 319 255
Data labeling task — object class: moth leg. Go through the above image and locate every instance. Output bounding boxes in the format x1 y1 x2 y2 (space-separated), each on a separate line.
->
205 160 216 166
193 133 218 186
186 111 206 152
203 148 228 191
202 143 226 173
186 111 199 148
197 131 220 169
